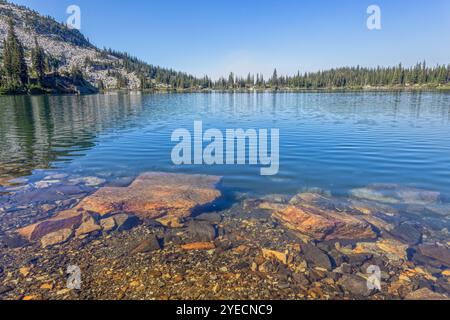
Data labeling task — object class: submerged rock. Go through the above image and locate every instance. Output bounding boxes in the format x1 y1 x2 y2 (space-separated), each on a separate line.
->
75 215 102 237
262 248 289 265
301 244 333 271
417 244 450 267
77 172 222 219
69 176 106 187
113 214 140 231
14 172 221 246
391 222 422 245
340 274 372 297
1 235 28 248
405 288 449 300
40 228 73 248
186 221 217 242
350 184 440 205
261 202 376 241
130 235 161 254
17 210 83 241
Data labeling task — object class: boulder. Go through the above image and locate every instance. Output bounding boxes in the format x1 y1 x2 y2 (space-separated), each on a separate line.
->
15 172 221 244
113 214 140 231
350 184 440 205
262 248 289 265
405 288 449 300
349 239 408 262
77 172 222 219
40 228 73 248
301 244 333 271
17 210 83 241
75 214 102 237
391 223 422 245
262 202 376 241
156 216 184 228
100 216 117 232
340 274 372 297
417 245 450 267
130 235 161 254
186 221 217 242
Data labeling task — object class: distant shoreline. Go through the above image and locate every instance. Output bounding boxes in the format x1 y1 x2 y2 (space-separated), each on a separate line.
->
2 85 450 97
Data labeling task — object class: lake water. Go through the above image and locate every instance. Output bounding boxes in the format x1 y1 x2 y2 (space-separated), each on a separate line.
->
1 92 450 198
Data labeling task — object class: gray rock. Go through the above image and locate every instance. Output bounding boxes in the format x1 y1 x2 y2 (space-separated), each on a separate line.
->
340 274 371 297
0 285 13 295
130 235 161 254
417 244 450 267
114 214 140 231
292 272 310 286
1 235 28 248
40 228 73 248
391 222 422 245
347 254 372 267
195 213 222 224
405 288 449 300
301 244 333 271
186 221 217 242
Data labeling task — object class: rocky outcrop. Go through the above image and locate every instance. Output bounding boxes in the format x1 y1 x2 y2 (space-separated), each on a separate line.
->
16 172 222 247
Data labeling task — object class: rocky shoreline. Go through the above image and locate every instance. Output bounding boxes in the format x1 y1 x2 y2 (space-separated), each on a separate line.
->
0 173 449 300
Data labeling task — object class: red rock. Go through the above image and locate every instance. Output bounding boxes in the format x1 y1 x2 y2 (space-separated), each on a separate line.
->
17 210 83 241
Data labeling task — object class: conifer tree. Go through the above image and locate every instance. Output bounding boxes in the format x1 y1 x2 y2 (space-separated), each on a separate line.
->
31 36 46 84
2 18 28 91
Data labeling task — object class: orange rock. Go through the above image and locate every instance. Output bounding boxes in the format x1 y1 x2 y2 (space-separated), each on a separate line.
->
19 267 30 277
15 172 222 243
40 283 54 290
22 295 37 301
156 216 184 228
181 242 216 250
78 172 222 219
263 203 376 241
262 248 289 265
75 214 102 237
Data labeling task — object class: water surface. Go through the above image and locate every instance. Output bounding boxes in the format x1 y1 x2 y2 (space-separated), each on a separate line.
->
1 92 450 198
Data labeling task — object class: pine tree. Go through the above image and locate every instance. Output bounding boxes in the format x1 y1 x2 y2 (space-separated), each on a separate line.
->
228 72 235 89
2 18 28 92
270 68 278 87
31 36 46 84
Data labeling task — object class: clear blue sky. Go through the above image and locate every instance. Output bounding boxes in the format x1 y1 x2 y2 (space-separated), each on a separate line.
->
11 0 450 79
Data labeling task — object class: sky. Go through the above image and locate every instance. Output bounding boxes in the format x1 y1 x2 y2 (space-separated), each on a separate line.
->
10 0 450 79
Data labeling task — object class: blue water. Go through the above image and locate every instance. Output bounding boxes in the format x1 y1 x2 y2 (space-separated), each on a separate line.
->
1 92 450 197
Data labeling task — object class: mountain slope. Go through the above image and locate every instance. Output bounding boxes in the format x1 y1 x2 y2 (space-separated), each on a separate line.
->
0 1 143 90
0 1 206 91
